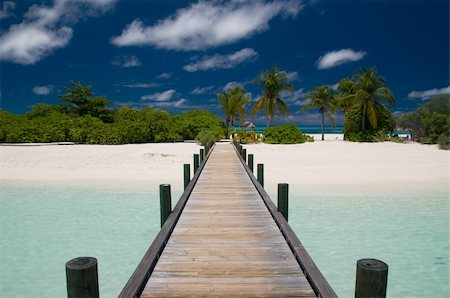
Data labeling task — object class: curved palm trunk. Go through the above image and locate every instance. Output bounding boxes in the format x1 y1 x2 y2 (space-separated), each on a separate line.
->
321 111 325 141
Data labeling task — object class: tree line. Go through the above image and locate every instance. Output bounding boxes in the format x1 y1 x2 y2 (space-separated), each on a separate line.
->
218 66 399 142
217 65 449 147
0 82 226 144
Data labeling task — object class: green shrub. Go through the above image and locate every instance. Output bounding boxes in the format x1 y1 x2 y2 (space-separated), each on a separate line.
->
235 130 259 144
437 134 449 150
196 129 217 149
263 125 313 144
344 102 395 142
173 110 226 140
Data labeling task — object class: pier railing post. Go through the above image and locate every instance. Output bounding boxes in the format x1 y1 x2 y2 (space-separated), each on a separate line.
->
183 164 190 189
257 163 264 188
193 154 199 173
277 183 289 221
159 184 172 227
242 148 247 162
248 154 254 172
200 148 204 164
355 258 388 298
66 257 99 298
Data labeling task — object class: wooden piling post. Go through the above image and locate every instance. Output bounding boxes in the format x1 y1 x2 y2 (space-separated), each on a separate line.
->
278 183 289 221
159 184 172 227
183 164 190 189
194 154 199 173
200 148 204 163
66 257 99 298
248 154 254 172
355 258 388 298
242 149 247 162
257 164 264 187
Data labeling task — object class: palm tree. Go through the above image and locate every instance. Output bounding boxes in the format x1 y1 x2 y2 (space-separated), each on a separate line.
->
335 78 357 121
217 86 250 128
303 86 336 141
251 65 293 127
351 68 396 130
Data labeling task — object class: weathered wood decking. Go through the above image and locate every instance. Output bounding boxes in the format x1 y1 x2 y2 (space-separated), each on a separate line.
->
120 142 336 298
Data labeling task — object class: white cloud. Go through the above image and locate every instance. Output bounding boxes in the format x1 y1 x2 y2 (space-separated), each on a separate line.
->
223 81 244 91
408 86 450 100
317 48 366 69
157 72 172 79
32 85 53 95
330 83 339 90
191 85 214 94
282 88 306 106
284 70 299 81
141 89 176 101
0 1 16 19
117 82 159 88
112 55 141 68
184 48 258 72
149 98 188 108
111 0 302 50
0 0 116 65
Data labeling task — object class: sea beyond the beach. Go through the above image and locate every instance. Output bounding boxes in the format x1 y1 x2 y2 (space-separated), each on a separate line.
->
0 184 448 298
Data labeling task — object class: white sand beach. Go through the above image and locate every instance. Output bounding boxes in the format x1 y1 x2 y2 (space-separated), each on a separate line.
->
0 140 448 191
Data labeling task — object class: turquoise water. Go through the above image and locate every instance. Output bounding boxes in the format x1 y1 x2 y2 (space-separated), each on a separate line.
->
0 185 183 298
1 185 448 297
267 185 449 297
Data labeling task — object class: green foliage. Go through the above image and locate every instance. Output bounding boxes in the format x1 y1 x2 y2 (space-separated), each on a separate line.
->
344 102 395 142
437 134 450 150
234 130 260 144
195 130 217 149
60 81 113 122
397 95 450 148
173 110 226 140
263 125 313 144
217 86 250 128
1 109 71 143
251 65 293 127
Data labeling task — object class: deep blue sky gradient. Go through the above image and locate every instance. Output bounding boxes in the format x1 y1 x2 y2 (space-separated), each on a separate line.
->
1 0 448 125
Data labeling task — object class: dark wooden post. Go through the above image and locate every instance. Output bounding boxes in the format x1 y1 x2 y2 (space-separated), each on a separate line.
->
183 164 190 189
242 149 247 162
159 184 172 227
200 148 204 163
257 164 264 187
193 154 199 173
355 259 388 298
66 257 99 298
248 154 254 172
278 183 289 221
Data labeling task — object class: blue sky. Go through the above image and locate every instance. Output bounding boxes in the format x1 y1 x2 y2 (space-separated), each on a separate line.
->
1 0 448 125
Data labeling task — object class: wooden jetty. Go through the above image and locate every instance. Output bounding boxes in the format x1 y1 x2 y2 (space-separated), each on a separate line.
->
120 142 337 298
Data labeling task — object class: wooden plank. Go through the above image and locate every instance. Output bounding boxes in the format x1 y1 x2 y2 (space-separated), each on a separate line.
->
141 143 317 297
118 145 216 298
232 144 338 298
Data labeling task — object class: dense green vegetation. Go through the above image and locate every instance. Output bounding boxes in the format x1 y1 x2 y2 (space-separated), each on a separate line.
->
0 83 226 144
334 68 396 142
263 125 313 144
397 95 450 149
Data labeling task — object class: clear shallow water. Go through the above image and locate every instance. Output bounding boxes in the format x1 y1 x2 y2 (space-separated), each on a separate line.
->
1 185 448 297
0 185 183 298
266 185 449 298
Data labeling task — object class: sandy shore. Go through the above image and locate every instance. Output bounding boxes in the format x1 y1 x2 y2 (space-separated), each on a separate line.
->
0 143 200 187
1 140 448 192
